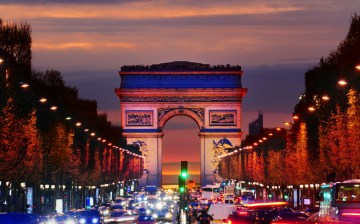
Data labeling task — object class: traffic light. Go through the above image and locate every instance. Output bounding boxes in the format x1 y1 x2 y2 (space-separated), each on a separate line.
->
178 161 188 193
181 161 188 178
284 192 289 200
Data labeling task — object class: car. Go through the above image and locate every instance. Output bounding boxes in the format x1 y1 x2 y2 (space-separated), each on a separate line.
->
110 204 124 212
75 209 101 224
223 208 254 224
305 207 319 216
136 215 157 224
271 211 311 223
0 213 39 224
102 211 137 223
152 207 173 221
43 214 77 224
207 203 236 222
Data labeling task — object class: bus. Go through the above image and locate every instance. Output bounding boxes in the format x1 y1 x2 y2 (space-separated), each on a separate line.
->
145 185 158 200
201 185 221 201
240 189 255 204
319 179 360 223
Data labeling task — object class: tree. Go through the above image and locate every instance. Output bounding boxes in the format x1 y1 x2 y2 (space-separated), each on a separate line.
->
346 89 360 178
0 20 31 70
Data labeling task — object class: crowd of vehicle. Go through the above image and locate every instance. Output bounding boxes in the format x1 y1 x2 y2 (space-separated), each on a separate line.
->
0 187 178 224
184 180 360 223
186 188 313 224
1 180 359 223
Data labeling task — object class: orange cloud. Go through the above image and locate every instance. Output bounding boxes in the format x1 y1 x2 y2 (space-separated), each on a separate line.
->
33 41 136 51
33 42 93 50
0 2 303 20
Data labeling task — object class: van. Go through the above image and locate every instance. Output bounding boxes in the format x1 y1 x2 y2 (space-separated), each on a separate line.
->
207 203 236 223
224 195 235 204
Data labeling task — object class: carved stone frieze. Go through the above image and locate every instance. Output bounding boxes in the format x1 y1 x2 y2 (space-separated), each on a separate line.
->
120 96 241 102
158 107 205 123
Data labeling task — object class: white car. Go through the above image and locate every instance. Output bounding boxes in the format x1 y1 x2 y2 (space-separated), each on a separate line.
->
103 211 137 223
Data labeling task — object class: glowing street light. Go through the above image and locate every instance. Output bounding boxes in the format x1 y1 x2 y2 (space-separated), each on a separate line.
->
20 83 29 88
50 106 57 111
308 106 315 112
356 65 360 70
39 98 47 103
0 58 3 64
283 121 292 126
338 80 347 86
292 115 299 120
75 122 82 127
321 95 330 101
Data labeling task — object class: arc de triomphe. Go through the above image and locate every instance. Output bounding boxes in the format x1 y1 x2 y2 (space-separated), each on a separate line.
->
115 61 247 187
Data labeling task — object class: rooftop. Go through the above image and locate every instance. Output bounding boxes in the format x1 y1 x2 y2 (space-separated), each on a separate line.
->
121 61 242 72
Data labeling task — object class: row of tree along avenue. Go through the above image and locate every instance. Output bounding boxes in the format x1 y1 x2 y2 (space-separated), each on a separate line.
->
0 19 143 214
219 14 360 196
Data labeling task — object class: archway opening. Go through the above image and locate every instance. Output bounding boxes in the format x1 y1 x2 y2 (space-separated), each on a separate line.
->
162 115 200 188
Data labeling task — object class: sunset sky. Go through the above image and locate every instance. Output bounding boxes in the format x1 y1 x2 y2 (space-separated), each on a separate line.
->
1 0 358 183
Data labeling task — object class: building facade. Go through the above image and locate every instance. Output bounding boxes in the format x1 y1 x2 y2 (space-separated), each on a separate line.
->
115 61 247 187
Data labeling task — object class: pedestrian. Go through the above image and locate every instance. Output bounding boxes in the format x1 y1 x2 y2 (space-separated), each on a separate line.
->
189 208 198 224
196 206 213 224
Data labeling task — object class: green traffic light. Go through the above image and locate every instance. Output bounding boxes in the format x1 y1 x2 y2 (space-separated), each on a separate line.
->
179 186 185 193
181 171 188 178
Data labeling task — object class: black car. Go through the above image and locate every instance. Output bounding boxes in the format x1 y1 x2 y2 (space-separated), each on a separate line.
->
0 213 39 224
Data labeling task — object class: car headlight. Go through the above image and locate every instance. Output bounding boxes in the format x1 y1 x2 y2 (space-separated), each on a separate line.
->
156 202 163 210
65 220 76 224
45 219 56 224
79 218 86 224
153 213 158 218
92 217 99 223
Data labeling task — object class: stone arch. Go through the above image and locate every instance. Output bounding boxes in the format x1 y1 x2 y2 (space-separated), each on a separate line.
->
115 61 247 187
158 108 205 131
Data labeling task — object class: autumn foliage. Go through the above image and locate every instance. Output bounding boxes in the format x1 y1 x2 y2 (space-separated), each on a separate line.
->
0 19 143 195
219 14 360 185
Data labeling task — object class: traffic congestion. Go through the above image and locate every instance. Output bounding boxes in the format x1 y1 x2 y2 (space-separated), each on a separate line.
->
1 179 360 223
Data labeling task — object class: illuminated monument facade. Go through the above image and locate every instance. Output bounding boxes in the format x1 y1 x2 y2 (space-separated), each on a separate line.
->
115 61 247 187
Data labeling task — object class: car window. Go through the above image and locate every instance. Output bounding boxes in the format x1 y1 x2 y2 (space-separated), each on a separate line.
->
138 215 154 221
110 211 125 217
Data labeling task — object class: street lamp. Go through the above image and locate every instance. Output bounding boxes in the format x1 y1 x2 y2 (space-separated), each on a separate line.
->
20 82 29 88
292 115 299 120
321 95 330 101
308 106 315 112
338 80 347 86
39 98 47 103
355 65 360 70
